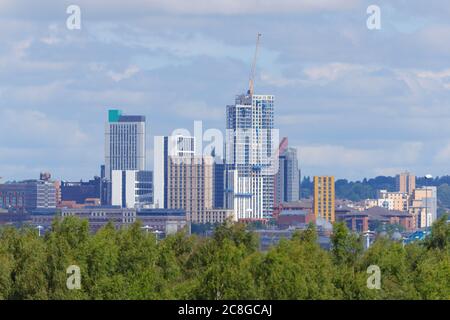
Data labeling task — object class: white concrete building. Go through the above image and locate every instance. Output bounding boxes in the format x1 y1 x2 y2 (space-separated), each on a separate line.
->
111 170 152 208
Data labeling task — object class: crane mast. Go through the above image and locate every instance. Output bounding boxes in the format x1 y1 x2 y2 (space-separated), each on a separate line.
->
248 33 261 96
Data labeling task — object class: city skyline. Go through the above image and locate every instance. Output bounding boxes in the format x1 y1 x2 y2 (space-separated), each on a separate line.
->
1 2 449 303
2 1 450 181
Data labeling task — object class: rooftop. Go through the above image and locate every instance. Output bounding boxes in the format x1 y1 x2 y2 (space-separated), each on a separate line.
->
108 109 145 123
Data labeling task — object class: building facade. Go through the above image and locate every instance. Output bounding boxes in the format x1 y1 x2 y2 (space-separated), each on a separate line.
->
0 179 57 211
111 170 153 208
396 171 416 195
202 209 235 224
136 208 188 235
153 135 195 209
313 176 335 223
275 138 299 205
60 177 101 204
31 206 187 235
409 186 437 228
213 160 226 209
167 156 214 223
105 109 146 181
225 93 277 220
377 190 409 211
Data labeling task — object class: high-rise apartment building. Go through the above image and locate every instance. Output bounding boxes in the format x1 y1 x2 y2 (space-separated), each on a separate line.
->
396 171 416 195
167 155 214 223
313 176 335 223
105 109 146 181
275 138 299 205
225 93 277 220
153 135 195 208
154 135 232 223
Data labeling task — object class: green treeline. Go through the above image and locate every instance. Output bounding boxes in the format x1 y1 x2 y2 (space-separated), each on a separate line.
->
0 216 449 300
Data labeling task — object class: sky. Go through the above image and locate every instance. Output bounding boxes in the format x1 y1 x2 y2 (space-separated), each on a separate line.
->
1 0 450 181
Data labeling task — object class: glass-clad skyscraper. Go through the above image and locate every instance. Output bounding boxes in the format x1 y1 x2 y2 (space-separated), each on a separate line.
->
225 93 277 219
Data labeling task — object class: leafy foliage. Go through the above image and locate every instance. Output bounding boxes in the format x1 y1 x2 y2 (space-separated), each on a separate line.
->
0 217 449 300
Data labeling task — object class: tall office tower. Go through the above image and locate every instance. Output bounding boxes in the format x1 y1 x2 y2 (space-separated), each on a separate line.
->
225 93 276 220
105 109 146 181
274 138 299 205
396 171 416 195
409 186 437 228
313 176 335 223
111 170 153 208
153 135 195 208
167 155 214 223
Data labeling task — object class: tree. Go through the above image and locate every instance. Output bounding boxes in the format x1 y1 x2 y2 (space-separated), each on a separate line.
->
437 184 450 209
212 221 259 253
0 230 14 299
425 214 450 250
44 217 90 299
1 215 449 300
331 222 363 266
292 222 317 244
3 227 48 299
192 239 258 299
255 236 336 299
414 249 450 299
359 238 419 299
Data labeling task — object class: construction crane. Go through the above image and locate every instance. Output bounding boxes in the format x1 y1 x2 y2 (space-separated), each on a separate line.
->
248 33 262 96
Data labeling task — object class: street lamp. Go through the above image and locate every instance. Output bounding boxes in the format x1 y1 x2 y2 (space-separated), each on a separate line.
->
36 225 44 237
141 225 161 244
153 230 163 244
363 229 371 249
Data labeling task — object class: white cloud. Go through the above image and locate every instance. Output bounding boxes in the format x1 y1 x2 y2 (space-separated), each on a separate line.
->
0 81 73 105
417 69 450 80
107 65 140 82
0 0 361 18
11 38 32 58
1 0 450 181
170 101 223 120
260 72 304 87
137 0 361 15
0 109 89 148
304 63 377 82
299 142 423 178
261 63 380 88
434 142 450 164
